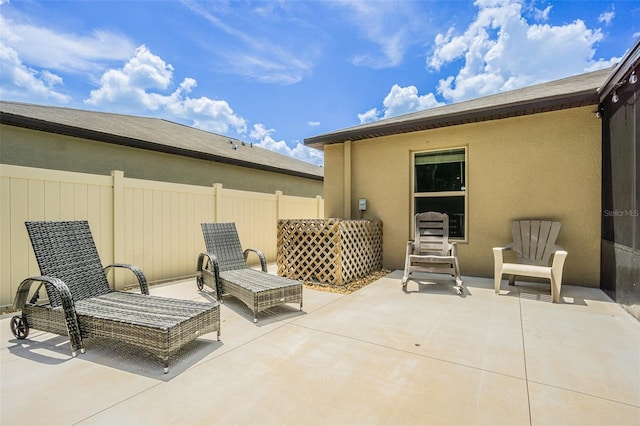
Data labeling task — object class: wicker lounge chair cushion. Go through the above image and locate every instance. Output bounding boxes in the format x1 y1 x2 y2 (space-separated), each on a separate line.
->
74 292 214 329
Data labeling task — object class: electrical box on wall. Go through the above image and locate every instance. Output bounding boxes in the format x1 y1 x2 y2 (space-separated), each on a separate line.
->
358 198 367 211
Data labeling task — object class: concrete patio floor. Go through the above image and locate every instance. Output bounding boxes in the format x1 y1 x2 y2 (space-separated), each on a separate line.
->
1 270 639 425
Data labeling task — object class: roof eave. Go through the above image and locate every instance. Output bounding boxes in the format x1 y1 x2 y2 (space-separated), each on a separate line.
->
305 88 599 149
1 113 323 181
598 39 640 101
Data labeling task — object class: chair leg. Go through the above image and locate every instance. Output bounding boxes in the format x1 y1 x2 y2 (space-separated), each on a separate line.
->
401 243 412 287
492 248 504 295
453 258 463 294
401 272 409 287
550 276 561 303
494 274 502 294
508 275 516 286
550 250 567 303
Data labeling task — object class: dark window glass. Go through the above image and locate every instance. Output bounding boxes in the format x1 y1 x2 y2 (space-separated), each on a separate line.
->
415 196 465 238
414 149 466 239
415 150 465 192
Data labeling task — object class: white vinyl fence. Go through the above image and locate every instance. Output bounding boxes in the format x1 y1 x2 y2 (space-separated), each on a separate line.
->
0 165 323 309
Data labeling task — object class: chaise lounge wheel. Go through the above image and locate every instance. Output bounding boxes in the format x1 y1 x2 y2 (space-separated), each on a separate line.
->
196 276 204 291
10 316 29 339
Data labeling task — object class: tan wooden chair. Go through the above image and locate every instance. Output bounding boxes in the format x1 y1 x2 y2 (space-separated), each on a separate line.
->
402 212 463 294
493 220 568 303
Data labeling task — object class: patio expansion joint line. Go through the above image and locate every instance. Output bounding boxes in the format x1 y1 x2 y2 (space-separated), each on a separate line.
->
183 293 356 372
525 379 640 409
518 286 533 426
186 316 303 368
288 321 529 383
75 319 300 425
73 382 166 426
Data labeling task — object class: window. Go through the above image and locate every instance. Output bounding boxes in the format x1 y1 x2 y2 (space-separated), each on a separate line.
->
413 148 467 239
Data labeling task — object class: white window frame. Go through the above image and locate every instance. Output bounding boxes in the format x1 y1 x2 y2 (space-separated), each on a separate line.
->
411 146 468 242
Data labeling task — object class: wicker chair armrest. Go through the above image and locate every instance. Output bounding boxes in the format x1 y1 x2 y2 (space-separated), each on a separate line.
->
197 252 222 296
13 276 83 354
104 264 149 295
243 248 267 272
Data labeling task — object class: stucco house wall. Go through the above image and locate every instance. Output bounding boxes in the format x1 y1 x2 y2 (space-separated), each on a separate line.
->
324 105 601 287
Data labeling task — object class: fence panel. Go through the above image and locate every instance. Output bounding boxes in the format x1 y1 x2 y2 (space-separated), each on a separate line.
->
219 188 278 263
120 177 215 284
0 165 323 309
0 165 113 307
279 193 323 220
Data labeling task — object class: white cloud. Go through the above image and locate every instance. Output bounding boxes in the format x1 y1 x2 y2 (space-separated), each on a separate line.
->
360 0 620 123
358 108 380 124
0 12 133 104
381 85 445 118
0 43 70 103
182 1 316 85
250 124 324 166
0 15 134 74
336 0 426 69
598 6 615 26
358 85 444 123
427 0 616 103
533 5 552 21
86 45 247 135
308 121 320 127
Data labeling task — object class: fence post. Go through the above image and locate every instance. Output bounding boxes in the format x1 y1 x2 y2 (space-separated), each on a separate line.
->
111 170 125 289
213 183 223 222
316 195 323 219
275 190 283 219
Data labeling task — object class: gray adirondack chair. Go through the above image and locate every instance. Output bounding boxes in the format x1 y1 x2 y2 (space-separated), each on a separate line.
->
493 220 568 303
402 212 463 294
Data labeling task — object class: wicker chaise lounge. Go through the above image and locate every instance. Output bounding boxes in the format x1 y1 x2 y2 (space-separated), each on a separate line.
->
9 221 220 373
197 222 303 323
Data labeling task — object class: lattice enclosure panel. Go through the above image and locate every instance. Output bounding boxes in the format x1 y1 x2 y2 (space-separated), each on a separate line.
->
340 220 383 283
278 219 382 286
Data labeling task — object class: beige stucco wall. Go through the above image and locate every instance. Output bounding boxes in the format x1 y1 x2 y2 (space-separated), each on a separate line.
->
324 106 601 287
0 125 323 198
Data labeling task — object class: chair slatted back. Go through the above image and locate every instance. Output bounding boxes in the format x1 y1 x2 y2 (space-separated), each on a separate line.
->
25 221 112 307
201 223 248 272
414 212 450 256
511 220 561 266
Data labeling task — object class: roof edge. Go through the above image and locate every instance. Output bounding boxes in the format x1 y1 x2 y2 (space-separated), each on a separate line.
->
305 86 599 148
1 112 323 181
599 39 640 100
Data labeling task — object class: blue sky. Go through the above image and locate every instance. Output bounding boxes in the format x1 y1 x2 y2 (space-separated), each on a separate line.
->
1 0 639 166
